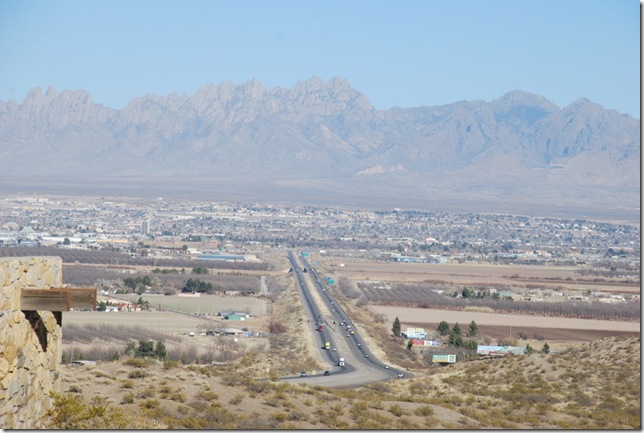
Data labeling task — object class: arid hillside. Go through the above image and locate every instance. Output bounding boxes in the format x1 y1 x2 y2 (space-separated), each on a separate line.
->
48 336 640 429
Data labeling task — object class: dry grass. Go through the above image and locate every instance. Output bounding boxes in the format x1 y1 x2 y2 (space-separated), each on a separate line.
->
50 336 639 429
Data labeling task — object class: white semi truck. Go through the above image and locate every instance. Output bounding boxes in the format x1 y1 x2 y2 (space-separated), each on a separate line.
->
338 357 345 366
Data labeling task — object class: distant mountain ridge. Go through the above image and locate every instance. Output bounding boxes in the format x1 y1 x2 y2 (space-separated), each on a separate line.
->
0 77 639 220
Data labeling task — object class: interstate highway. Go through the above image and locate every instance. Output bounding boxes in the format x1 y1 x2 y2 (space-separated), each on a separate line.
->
285 251 408 386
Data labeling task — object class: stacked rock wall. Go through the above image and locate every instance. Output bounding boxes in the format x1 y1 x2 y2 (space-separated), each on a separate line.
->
0 256 63 429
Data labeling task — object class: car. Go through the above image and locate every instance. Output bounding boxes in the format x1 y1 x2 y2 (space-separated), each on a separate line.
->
364 354 369 358
384 365 389 369
331 347 336 351
357 343 361 348
300 372 307 377
323 370 330 376
346 333 350 337
397 373 404 379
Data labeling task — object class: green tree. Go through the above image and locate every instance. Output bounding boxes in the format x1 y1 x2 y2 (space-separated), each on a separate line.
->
437 321 450 336
392 317 401 337
542 342 550 354
136 340 155 357
124 341 136 357
154 341 167 360
448 331 463 347
468 320 478 337
63 237 71 245
96 301 107 312
192 267 209 274
452 322 461 336
524 344 534 354
461 287 471 298
183 278 197 293
407 339 413 351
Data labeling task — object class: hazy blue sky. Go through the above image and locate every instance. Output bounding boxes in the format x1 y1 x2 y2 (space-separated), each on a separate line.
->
0 0 639 117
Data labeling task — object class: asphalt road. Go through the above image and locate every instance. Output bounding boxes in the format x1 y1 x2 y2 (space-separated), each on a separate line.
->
284 251 407 387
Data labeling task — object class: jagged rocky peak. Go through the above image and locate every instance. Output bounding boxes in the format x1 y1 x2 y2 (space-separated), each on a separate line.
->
494 89 559 112
561 97 607 116
290 76 373 112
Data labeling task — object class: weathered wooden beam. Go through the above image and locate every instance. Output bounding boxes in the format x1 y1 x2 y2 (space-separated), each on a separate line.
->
20 288 97 311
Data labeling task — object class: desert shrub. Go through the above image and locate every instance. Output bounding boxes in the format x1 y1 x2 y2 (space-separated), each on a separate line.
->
121 393 135 404
120 379 135 389
389 404 406 417
235 414 275 429
287 410 308 422
245 380 270 393
140 399 160 409
270 412 287 423
415 405 435 417
168 392 186 403
201 406 237 428
268 321 288 334
220 374 243 387
409 381 431 395
123 358 152 368
228 394 244 405
163 359 182 369
127 369 147 379
66 385 83 394
137 387 156 399
366 382 391 393
195 390 219 402
47 393 161 429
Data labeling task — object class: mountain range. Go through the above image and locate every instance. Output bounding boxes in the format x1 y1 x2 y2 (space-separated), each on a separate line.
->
0 77 639 220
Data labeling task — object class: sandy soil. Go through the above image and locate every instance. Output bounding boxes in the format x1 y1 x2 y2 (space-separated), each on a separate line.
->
324 261 639 293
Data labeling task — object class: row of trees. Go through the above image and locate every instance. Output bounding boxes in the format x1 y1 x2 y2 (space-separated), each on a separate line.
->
361 283 640 321
125 340 167 360
525 342 550 354
392 317 479 349
181 278 214 293
437 321 478 348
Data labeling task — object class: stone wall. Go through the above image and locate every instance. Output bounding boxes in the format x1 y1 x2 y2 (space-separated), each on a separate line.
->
0 256 63 429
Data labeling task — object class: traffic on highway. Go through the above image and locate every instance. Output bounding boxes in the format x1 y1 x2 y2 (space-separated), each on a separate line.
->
286 251 408 384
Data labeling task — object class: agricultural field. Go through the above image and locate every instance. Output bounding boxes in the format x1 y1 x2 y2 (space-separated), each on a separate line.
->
316 257 639 348
112 293 269 316
323 260 640 293
62 294 271 365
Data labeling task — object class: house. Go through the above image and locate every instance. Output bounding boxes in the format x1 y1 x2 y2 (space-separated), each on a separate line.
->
217 309 250 320
217 309 236 317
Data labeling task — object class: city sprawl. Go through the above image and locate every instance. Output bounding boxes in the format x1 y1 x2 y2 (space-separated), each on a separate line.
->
0 195 638 272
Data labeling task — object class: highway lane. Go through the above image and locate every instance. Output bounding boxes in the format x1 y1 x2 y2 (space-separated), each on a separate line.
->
285 251 408 387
